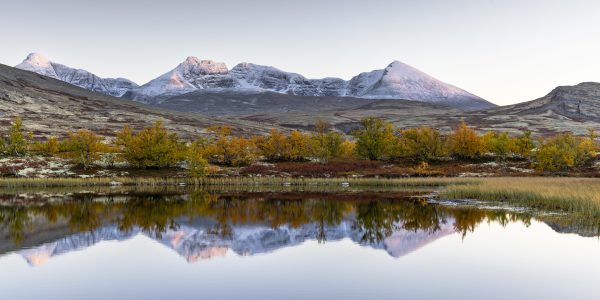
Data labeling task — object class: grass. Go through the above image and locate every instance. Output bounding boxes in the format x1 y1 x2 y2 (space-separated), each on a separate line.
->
3 176 600 218
441 177 600 217
0 176 474 188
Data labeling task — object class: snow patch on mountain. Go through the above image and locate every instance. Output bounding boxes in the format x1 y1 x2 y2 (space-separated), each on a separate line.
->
15 53 139 97
361 61 483 104
16 53 494 109
126 56 238 102
15 53 58 78
127 56 493 109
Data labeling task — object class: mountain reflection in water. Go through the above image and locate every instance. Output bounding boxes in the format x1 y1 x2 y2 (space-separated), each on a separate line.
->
0 189 596 266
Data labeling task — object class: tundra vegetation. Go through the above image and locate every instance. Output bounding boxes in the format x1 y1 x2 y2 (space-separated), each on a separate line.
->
0 116 598 178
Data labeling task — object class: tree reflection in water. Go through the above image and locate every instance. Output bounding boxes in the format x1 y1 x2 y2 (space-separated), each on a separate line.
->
0 189 594 251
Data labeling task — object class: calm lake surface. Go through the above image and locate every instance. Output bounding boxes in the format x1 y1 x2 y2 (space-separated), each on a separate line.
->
0 188 599 300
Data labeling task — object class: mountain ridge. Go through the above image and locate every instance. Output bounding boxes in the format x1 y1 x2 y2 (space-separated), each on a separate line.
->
15 53 495 110
0 63 275 138
16 53 139 97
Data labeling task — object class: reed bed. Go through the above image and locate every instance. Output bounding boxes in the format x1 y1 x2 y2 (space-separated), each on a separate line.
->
3 176 600 217
0 176 473 188
441 177 600 216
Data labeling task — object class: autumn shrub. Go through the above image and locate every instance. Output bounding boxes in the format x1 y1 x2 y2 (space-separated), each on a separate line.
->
509 130 535 158
62 130 106 169
186 139 211 178
205 126 258 166
447 121 485 159
482 131 511 157
399 127 445 161
3 117 30 157
258 129 311 161
533 133 596 171
116 122 185 168
300 120 347 163
30 137 61 156
352 117 396 160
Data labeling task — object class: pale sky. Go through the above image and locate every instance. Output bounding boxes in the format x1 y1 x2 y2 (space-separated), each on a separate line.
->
1 0 599 105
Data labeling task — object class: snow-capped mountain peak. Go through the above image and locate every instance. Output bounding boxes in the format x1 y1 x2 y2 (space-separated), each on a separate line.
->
15 53 138 97
24 52 51 66
125 56 238 102
383 60 434 81
124 56 493 108
16 53 58 78
177 56 229 75
359 60 490 109
16 52 494 109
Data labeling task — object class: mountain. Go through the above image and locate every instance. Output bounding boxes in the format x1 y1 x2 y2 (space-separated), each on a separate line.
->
462 82 600 135
122 56 236 102
15 53 139 97
482 82 600 120
240 98 466 133
10 219 457 266
241 83 600 135
0 63 274 138
13 53 493 110
357 61 490 109
154 90 380 116
116 55 494 110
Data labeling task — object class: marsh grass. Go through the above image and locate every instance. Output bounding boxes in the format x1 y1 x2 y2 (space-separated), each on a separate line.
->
6 176 599 218
0 176 474 188
441 177 600 217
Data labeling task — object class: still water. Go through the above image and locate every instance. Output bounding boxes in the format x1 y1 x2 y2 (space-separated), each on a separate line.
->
0 188 599 300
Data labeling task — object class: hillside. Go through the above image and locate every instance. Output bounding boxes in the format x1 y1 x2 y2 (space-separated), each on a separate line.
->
239 83 600 135
125 58 495 110
15 53 494 110
464 82 600 135
3 60 600 137
0 64 274 139
155 90 378 116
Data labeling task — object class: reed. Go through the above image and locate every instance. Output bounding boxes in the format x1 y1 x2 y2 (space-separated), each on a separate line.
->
441 177 600 216
0 176 473 188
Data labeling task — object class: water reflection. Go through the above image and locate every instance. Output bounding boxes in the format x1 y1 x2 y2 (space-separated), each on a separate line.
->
0 189 596 266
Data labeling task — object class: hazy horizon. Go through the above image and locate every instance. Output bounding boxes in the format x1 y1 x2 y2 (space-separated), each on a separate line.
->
2 0 599 105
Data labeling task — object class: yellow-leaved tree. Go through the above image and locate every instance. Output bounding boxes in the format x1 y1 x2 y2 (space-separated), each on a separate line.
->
259 129 292 161
259 129 311 161
287 130 311 161
509 130 535 158
309 120 347 163
62 130 106 169
352 117 396 161
399 127 445 161
534 133 596 171
31 136 61 156
482 131 511 158
186 139 211 178
4 116 31 157
447 121 484 159
205 125 258 166
116 122 185 168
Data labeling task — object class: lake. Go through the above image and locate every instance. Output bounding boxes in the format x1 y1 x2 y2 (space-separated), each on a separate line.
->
0 187 599 300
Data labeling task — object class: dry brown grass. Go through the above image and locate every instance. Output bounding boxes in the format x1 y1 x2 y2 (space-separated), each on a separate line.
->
0 176 472 188
441 177 600 216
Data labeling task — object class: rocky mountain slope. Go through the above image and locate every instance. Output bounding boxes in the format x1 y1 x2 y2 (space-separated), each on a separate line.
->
7 53 600 136
15 53 494 110
127 57 494 110
0 64 274 138
16 53 139 97
464 82 600 134
241 82 600 135
155 90 380 116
